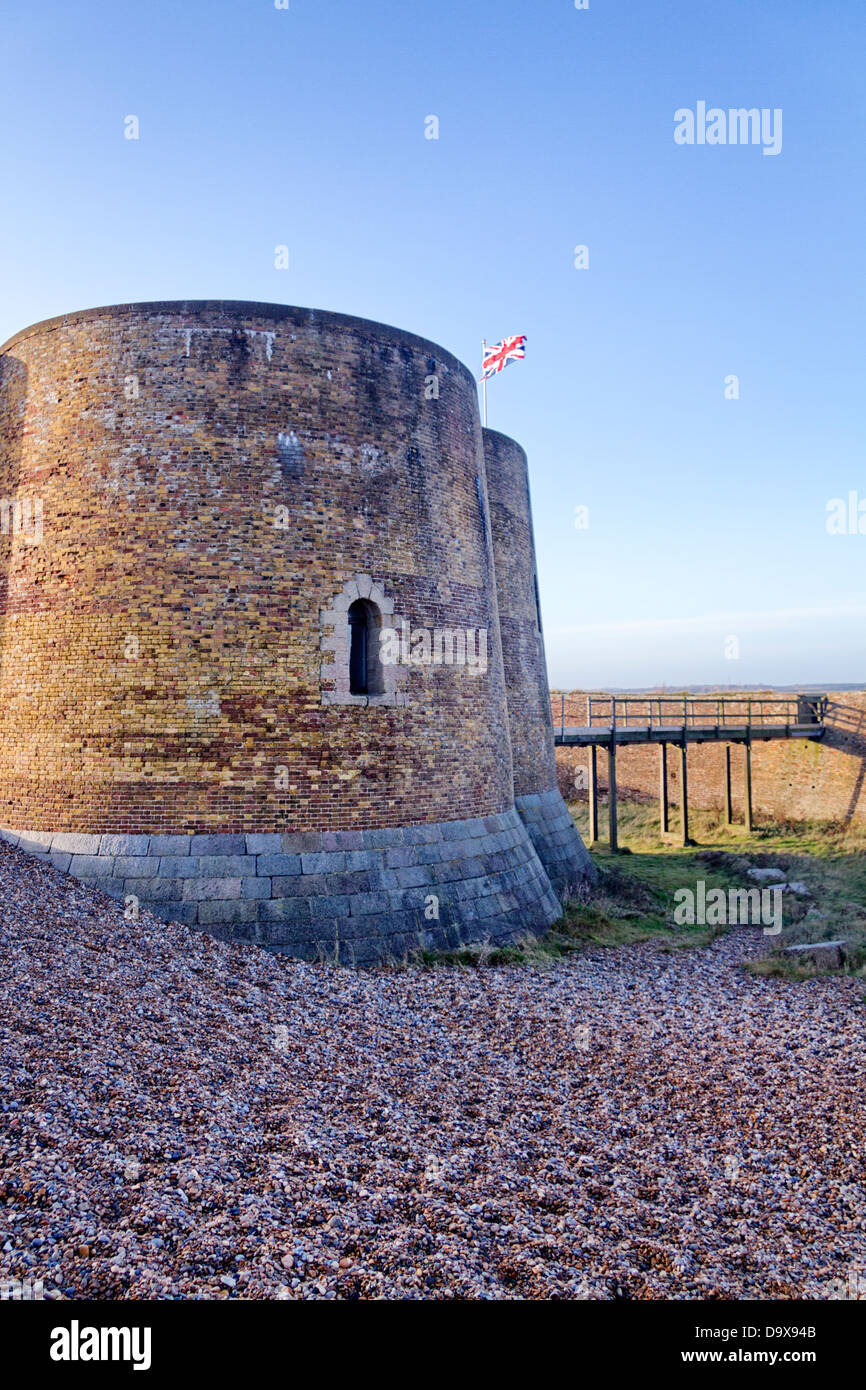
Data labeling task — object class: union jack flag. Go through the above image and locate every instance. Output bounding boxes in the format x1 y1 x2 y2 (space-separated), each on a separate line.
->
480 334 527 382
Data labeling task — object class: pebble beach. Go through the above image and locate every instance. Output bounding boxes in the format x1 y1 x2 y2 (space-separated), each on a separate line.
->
1 840 864 1301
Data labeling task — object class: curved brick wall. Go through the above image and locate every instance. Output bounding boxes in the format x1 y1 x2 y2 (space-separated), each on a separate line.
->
483 429 557 795
0 301 513 831
483 428 595 895
0 301 570 959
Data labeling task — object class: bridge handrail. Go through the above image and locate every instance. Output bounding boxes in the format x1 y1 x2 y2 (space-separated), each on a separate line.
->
554 692 826 739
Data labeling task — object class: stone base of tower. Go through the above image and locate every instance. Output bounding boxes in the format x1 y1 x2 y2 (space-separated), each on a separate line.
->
0 808 563 965
514 789 597 899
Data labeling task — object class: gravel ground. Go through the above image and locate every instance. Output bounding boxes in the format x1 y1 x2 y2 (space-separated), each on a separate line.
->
1 839 864 1301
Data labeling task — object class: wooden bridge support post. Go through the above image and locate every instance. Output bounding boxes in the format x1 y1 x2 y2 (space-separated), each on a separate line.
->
608 738 618 852
724 745 733 826
744 737 753 832
659 742 669 834
679 738 692 847
588 745 599 845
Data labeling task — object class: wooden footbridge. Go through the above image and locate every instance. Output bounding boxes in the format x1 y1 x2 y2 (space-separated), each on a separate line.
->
553 693 827 850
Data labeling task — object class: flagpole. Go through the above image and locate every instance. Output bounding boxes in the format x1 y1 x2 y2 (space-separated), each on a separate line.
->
481 338 487 429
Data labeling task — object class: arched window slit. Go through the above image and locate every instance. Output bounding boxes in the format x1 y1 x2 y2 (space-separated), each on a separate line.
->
348 599 384 695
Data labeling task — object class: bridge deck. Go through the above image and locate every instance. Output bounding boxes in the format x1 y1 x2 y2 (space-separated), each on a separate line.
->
555 722 825 747
551 692 827 849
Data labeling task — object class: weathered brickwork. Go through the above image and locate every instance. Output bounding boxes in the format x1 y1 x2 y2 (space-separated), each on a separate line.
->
0 302 513 832
483 430 556 795
484 429 596 894
555 691 866 827
0 300 595 958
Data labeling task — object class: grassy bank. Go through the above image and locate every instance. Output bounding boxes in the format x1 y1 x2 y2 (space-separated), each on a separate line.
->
415 800 866 977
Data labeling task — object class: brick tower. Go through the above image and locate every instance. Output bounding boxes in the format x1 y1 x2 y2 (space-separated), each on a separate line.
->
0 301 592 961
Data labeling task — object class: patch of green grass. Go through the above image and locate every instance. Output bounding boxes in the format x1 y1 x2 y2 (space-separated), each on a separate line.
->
412 839 735 970
569 797 866 978
410 938 559 969
746 955 829 982
412 800 866 975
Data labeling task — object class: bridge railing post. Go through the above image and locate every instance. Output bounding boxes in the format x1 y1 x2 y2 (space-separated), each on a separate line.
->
608 703 618 852
680 734 691 846
724 745 733 825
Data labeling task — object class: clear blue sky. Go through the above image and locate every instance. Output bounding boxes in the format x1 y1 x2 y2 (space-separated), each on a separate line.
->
1 0 864 689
